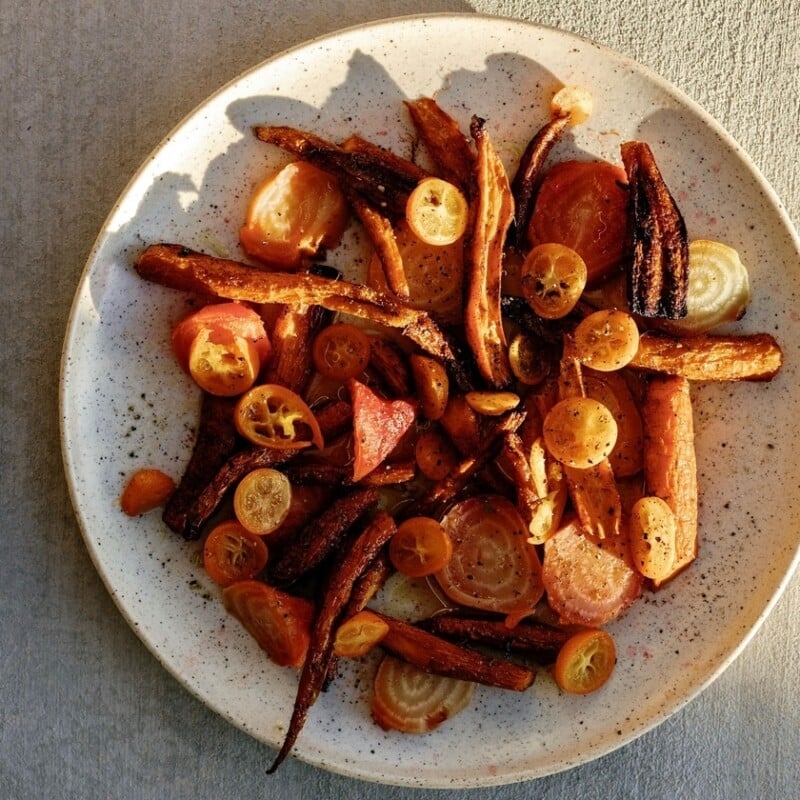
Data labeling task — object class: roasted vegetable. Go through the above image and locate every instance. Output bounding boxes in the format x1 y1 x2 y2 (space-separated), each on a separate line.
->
621 140 689 319
641 375 698 587
268 512 397 773
420 612 571 661
510 115 570 249
134 243 467 385
268 487 380 586
630 331 783 381
254 125 424 218
464 117 515 389
162 393 238 536
375 612 535 691
404 97 474 190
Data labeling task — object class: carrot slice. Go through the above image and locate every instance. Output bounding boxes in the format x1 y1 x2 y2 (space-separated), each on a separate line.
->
120 468 176 516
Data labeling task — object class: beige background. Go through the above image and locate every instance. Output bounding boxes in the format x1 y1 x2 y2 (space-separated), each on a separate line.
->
2 1 798 797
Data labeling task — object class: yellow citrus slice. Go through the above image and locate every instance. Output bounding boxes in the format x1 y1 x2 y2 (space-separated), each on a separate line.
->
405 177 469 246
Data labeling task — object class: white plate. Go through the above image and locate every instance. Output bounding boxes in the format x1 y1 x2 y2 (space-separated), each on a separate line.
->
60 13 800 788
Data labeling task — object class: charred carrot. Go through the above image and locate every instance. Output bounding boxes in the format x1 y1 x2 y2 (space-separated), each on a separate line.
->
420 612 571 661
162 393 238 536
630 331 783 381
375 612 535 691
268 512 397 773
268 487 380 587
134 243 467 387
510 115 570 250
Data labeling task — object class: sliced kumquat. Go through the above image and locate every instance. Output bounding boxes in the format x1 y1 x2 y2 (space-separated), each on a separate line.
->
573 309 640 371
171 301 271 375
202 520 268 587
553 628 616 694
333 610 390 658
465 390 520 416
405 177 469 246
234 384 324 450
521 242 587 319
311 322 371 381
542 396 618 469
233 468 292 535
390 516 453 578
409 354 449 421
188 326 260 396
628 496 678 582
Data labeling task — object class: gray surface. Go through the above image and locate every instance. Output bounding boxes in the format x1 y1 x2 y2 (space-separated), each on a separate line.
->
2 0 799 798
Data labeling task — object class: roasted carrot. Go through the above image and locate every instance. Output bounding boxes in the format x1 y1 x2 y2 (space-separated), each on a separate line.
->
404 97 474 190
375 612 535 691
510 114 570 250
268 487 380 587
183 447 295 540
254 125 423 219
555 353 623 539
417 409 526 518
641 375 698 587
360 460 417 486
310 398 353 441
564 461 623 540
367 336 412 397
134 243 469 388
339 133 429 186
162 393 238 536
266 302 332 394
630 331 783 381
420 612 571 661
268 512 397 773
464 117 514 389
325 551 393 686
346 190 410 298
621 140 689 319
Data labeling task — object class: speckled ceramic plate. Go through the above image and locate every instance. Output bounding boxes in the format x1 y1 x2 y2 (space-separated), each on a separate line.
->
60 13 800 788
